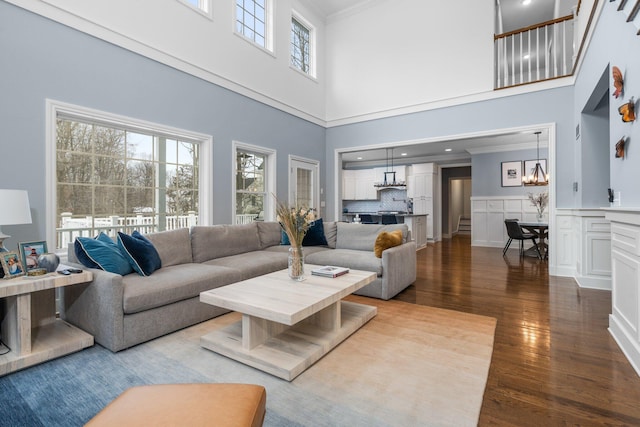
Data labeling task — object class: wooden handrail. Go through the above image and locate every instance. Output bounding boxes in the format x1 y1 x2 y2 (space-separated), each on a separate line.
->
494 14 574 40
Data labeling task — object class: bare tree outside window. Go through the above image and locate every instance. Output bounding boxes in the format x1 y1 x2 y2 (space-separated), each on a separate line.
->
56 118 199 248
291 17 310 74
236 150 265 223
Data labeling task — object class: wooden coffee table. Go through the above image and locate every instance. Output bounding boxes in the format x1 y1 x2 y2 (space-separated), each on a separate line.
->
199 265 377 381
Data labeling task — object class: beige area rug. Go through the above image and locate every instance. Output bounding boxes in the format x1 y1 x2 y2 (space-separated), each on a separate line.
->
161 295 497 427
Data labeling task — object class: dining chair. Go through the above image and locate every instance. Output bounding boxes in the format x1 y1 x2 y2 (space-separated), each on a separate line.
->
503 219 543 259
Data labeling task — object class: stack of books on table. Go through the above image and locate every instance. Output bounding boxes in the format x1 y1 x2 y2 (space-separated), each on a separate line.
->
311 265 350 278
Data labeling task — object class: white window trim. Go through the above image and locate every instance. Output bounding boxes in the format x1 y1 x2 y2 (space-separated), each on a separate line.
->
45 99 213 251
290 10 316 78
232 141 276 224
233 0 275 53
177 0 213 19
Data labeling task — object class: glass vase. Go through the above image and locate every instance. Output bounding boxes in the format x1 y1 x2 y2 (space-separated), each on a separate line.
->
288 246 305 281
537 212 544 222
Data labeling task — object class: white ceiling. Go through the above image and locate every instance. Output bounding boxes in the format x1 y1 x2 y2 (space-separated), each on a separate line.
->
309 0 568 166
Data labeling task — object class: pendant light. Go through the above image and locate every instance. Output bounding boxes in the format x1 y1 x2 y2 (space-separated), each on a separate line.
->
523 131 549 186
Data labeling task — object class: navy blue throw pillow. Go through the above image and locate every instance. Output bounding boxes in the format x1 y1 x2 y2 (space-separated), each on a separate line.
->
302 218 328 246
117 230 162 276
280 219 328 246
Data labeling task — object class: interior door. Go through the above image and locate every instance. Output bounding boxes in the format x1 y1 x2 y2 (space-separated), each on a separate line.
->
289 157 320 212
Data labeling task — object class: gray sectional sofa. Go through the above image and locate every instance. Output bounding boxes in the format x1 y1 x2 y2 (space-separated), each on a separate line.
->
61 221 417 352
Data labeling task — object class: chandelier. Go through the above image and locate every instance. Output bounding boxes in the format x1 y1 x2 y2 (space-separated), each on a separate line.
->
523 131 549 186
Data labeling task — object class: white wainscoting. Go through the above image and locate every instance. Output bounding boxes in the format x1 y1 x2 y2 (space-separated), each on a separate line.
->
544 208 611 290
471 196 547 248
605 208 640 377
472 199 611 289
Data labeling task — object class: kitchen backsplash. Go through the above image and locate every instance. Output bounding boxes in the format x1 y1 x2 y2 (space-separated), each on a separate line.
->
343 189 408 213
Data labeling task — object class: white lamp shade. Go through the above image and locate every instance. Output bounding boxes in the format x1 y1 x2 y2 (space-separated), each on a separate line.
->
0 189 32 225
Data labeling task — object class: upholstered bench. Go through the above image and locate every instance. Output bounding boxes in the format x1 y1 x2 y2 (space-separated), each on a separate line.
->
86 383 266 427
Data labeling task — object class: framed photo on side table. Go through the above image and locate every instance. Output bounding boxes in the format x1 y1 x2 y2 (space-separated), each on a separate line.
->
18 240 48 271
1 251 26 279
501 161 522 187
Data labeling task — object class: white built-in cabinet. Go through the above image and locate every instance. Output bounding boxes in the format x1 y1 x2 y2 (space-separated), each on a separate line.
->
342 169 377 200
407 163 439 242
605 208 640 377
342 166 407 200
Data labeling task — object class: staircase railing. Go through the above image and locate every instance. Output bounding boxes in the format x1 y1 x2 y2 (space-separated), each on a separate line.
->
495 14 575 89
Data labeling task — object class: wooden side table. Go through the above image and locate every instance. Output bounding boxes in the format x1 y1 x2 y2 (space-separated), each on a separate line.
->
0 266 94 376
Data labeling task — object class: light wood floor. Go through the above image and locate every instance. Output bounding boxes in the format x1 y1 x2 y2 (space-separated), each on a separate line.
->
394 235 640 426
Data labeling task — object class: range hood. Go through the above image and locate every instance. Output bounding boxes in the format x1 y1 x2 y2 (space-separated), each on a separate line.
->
374 149 406 189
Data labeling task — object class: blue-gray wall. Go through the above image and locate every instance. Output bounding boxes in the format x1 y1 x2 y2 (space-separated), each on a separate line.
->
574 1 640 206
326 88 574 220
471 148 549 196
0 2 325 248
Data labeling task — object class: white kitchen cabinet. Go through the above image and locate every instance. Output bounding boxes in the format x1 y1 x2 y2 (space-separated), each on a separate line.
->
342 170 357 200
342 169 377 200
407 163 439 241
404 215 427 249
373 166 406 185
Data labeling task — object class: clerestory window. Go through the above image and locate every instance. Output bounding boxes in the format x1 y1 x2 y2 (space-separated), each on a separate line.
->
235 0 272 50
291 13 315 77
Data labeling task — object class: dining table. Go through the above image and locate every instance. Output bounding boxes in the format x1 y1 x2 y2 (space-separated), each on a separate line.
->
519 221 549 259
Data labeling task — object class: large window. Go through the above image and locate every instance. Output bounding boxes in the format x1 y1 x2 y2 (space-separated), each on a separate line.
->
235 0 270 49
50 102 211 250
291 14 313 75
234 142 275 224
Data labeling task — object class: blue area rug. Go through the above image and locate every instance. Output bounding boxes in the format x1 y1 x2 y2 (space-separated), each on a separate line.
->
0 297 496 426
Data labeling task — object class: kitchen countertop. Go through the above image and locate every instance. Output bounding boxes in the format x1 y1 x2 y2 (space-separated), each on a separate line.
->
343 212 427 217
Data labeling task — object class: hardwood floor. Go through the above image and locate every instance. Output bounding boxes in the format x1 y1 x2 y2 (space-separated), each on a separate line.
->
394 235 640 426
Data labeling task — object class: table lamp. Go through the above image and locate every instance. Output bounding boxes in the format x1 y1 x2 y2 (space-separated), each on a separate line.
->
0 189 32 252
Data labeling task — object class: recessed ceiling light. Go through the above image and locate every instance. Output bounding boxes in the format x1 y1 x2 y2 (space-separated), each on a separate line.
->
523 54 530 59
445 148 452 152
522 0 531 5
356 156 363 160
400 152 407 156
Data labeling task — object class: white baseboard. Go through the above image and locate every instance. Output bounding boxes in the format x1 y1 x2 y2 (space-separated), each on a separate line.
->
609 315 640 377
575 275 612 290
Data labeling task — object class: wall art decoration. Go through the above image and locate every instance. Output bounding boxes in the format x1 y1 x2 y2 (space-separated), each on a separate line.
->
612 66 623 99
501 161 522 187
615 137 626 159
619 98 636 123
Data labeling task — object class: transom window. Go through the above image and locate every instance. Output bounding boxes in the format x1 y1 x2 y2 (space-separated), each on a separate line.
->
291 16 311 74
235 0 269 49
55 117 201 249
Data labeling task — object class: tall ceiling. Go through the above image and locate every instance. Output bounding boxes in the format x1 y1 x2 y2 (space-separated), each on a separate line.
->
311 0 571 166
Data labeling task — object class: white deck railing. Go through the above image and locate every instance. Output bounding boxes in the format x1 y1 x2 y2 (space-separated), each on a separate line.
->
495 14 575 89
56 212 198 249
56 212 263 249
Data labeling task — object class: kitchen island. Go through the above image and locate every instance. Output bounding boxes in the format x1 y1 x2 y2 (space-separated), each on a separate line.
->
342 212 428 249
